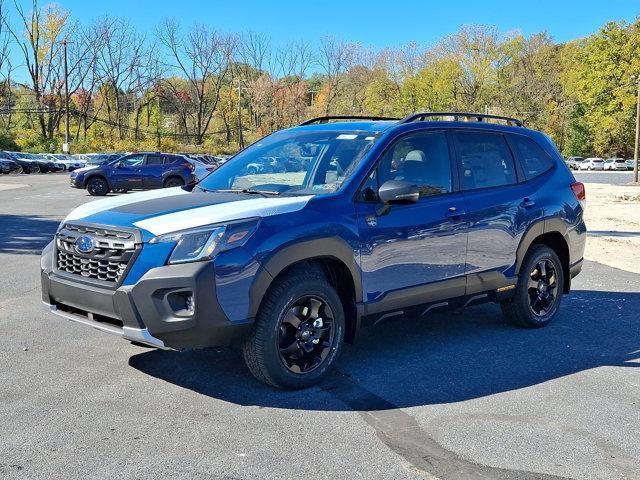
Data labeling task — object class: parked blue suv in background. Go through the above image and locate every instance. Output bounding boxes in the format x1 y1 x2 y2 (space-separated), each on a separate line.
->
42 113 586 389
70 152 197 195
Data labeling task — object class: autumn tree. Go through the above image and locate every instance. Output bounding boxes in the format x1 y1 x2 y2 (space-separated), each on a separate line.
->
159 19 235 144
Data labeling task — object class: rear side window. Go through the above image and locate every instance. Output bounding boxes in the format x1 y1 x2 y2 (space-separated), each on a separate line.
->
453 132 517 190
145 155 163 165
510 135 555 180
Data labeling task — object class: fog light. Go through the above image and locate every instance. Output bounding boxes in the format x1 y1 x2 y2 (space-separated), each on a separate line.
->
185 295 194 314
166 291 195 316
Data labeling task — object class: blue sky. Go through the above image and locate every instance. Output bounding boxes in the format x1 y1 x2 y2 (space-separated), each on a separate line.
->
51 0 638 46
5 0 639 78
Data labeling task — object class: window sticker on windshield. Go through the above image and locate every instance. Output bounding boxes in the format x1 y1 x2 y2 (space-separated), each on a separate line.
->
336 134 358 140
312 184 338 191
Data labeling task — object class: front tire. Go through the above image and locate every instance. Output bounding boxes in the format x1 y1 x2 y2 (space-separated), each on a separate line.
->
242 272 345 389
501 245 564 328
86 176 110 196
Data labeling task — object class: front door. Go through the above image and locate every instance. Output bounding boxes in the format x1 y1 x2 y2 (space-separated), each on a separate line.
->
110 154 145 189
356 130 467 314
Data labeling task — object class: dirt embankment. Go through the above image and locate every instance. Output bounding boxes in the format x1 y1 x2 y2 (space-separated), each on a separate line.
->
583 183 640 274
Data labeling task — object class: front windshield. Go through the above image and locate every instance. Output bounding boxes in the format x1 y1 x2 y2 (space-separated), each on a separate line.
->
199 130 378 195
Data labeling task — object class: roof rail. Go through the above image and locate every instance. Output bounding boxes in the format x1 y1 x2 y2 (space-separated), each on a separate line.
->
399 112 524 127
299 115 400 126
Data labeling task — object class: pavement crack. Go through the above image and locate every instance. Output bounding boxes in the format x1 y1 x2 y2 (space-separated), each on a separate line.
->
325 372 571 480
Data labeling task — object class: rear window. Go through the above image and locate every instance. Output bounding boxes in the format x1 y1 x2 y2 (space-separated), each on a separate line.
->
453 131 517 190
510 135 555 180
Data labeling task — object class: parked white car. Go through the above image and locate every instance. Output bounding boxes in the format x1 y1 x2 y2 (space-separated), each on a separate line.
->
579 157 604 170
603 158 627 171
565 156 585 170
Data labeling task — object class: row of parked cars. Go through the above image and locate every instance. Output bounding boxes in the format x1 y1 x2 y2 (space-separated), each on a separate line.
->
0 150 229 178
565 156 637 171
0 151 86 174
68 151 230 195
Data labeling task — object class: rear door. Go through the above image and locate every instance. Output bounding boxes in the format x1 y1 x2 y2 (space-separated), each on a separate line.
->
141 154 166 188
452 130 543 292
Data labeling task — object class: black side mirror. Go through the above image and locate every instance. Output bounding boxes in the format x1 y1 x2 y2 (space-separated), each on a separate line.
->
378 180 420 204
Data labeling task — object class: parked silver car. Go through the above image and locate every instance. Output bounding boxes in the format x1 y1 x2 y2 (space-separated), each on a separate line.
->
565 156 585 170
578 157 604 170
603 158 627 171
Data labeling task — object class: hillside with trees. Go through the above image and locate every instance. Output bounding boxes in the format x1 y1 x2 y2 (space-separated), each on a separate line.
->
0 1 638 156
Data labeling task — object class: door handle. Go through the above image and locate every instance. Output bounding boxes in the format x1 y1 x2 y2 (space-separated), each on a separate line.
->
446 206 466 218
520 197 536 208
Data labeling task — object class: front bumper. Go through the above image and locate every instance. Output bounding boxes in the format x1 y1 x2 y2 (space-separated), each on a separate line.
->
69 176 83 188
41 243 252 349
42 301 167 348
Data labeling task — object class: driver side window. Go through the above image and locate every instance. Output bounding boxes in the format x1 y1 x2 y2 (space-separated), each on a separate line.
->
119 155 145 167
360 131 453 201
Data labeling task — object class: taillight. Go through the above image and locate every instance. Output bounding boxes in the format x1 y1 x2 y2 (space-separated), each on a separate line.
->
182 162 194 171
571 182 586 208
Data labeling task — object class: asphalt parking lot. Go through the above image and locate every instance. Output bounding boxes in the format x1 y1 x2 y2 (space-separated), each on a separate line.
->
1 174 639 480
573 170 636 185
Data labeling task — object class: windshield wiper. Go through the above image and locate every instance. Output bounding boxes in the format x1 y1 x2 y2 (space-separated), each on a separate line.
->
208 188 281 197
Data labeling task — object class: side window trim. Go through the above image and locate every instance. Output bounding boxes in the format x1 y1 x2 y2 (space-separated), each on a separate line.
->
451 129 519 192
504 135 526 183
355 128 457 203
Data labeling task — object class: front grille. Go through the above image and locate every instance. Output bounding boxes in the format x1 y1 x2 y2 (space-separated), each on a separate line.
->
55 223 139 285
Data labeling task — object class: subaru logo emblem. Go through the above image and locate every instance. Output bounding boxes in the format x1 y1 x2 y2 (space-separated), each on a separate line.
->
75 235 94 254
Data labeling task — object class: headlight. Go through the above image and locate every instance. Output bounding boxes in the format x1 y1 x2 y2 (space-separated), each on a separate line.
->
149 218 260 264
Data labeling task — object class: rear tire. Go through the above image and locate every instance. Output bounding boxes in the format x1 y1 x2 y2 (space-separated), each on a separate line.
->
163 177 184 188
501 245 564 328
242 271 345 389
86 176 109 196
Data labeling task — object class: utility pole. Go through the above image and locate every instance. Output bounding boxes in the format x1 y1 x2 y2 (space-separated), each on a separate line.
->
634 75 640 184
62 39 71 154
237 81 245 150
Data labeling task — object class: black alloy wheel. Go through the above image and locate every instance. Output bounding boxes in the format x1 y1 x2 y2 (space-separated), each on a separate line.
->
277 295 335 374
527 259 559 317
501 245 564 328
87 177 109 196
242 271 345 389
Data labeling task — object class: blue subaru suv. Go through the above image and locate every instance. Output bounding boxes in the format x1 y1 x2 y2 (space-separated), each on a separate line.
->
41 113 586 389
70 152 197 196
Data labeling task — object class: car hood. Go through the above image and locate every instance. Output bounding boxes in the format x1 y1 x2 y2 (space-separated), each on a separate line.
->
63 187 313 237
72 165 101 174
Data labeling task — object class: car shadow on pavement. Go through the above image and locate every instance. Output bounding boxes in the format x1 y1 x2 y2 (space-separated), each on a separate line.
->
0 214 59 255
129 289 639 411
